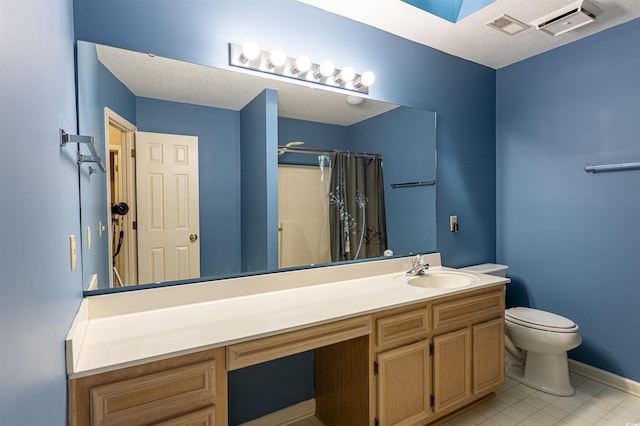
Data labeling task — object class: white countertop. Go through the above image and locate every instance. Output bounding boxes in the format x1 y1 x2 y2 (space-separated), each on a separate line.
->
66 254 509 378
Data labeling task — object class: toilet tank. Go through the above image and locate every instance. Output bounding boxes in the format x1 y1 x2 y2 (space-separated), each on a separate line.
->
460 263 508 277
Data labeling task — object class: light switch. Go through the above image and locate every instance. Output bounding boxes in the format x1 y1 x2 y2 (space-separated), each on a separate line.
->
70 235 77 270
87 225 92 250
450 215 459 233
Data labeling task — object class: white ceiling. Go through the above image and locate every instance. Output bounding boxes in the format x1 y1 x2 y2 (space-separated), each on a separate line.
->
297 0 640 69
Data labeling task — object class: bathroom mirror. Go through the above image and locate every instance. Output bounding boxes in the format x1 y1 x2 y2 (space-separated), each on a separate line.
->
78 41 437 293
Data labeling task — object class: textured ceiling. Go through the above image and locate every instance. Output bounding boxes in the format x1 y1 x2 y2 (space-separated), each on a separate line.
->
96 45 398 126
297 0 640 69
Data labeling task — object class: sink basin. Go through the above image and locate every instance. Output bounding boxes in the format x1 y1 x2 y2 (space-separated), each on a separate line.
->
406 270 479 289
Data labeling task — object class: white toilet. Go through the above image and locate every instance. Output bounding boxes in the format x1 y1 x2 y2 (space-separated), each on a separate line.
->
460 263 582 396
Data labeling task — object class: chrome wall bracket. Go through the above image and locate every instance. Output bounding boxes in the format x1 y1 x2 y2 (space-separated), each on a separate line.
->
60 129 105 174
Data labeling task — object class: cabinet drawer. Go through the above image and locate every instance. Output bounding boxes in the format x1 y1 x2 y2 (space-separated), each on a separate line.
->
376 308 428 349
432 290 504 331
227 315 371 370
91 360 216 426
155 407 215 426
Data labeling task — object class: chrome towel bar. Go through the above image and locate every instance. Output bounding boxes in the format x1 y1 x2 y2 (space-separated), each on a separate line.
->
390 179 436 188
60 129 105 174
584 162 640 173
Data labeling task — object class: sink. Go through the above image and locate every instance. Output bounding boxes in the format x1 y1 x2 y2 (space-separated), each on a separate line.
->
406 270 479 289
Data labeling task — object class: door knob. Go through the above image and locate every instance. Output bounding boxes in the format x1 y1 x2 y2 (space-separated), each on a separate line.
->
190 233 198 242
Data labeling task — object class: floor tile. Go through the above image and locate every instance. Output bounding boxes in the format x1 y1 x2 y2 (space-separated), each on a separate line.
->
292 373 640 426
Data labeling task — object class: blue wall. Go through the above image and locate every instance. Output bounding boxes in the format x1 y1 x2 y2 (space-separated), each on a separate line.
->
278 117 350 166
72 0 496 423
5 1 640 424
240 90 280 273
136 98 242 277
496 18 640 381
0 0 82 425
349 107 437 255
77 41 136 289
73 0 498 268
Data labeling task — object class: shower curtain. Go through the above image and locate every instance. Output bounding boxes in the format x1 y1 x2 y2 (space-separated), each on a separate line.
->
329 152 387 262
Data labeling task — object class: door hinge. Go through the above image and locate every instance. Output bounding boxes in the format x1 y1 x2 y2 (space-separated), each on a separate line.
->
132 221 137 230
131 148 136 158
373 361 379 375
374 418 379 426
429 343 434 356
430 394 435 407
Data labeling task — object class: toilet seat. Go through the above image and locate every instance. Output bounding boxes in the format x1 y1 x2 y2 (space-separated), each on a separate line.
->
506 307 579 333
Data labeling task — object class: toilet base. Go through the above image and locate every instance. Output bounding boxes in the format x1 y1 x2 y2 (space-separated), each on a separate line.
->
505 351 575 396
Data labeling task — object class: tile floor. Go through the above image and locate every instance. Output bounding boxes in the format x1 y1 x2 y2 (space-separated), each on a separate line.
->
291 373 640 425
443 373 640 426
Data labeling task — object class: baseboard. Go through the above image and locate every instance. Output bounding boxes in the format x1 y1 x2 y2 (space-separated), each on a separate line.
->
569 359 640 398
240 399 316 426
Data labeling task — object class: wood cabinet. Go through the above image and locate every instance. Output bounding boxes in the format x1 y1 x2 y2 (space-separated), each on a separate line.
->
69 285 504 426
432 328 472 413
376 340 431 426
430 288 505 420
373 287 505 425
68 348 227 426
473 318 505 394
372 304 431 426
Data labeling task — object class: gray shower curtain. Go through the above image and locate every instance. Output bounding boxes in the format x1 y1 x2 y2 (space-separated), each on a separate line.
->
329 152 387 262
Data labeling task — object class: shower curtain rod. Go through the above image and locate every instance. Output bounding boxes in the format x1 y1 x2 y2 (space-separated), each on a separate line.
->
277 145 382 158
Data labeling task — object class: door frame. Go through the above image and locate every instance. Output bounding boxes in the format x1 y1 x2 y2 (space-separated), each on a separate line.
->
104 107 138 287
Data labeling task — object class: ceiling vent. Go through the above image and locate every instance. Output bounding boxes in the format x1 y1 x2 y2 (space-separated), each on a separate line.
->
531 0 603 36
486 15 529 35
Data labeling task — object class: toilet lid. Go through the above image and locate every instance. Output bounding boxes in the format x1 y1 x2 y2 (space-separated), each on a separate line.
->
506 307 577 331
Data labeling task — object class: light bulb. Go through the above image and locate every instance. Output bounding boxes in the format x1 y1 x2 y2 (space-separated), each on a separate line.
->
292 55 311 74
360 71 375 87
269 49 287 68
318 60 335 78
241 41 260 61
335 66 355 83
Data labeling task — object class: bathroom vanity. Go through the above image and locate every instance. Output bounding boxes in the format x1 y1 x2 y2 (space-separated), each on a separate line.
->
66 254 507 425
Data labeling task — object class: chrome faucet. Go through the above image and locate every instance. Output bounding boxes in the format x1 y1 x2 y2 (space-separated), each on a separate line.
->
406 254 429 276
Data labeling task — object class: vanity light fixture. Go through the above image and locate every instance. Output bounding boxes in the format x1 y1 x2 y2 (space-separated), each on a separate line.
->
268 49 287 68
316 60 335 78
229 42 375 94
240 41 260 62
291 55 312 75
355 71 376 88
335 66 355 84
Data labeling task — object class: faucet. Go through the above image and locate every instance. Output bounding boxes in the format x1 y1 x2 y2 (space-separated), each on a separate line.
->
406 254 429 276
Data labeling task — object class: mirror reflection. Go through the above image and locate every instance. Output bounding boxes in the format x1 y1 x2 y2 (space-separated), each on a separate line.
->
78 41 437 293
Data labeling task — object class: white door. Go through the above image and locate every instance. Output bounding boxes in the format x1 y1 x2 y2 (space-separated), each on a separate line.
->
135 131 200 284
278 165 331 268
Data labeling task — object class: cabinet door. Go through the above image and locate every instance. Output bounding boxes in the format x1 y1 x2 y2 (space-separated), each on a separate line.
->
473 318 505 394
433 328 471 413
376 340 430 426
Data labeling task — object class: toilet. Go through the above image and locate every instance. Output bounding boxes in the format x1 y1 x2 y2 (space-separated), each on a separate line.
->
460 263 582 396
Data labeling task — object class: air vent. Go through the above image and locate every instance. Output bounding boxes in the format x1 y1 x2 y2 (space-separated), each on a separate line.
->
531 0 603 36
487 15 529 35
